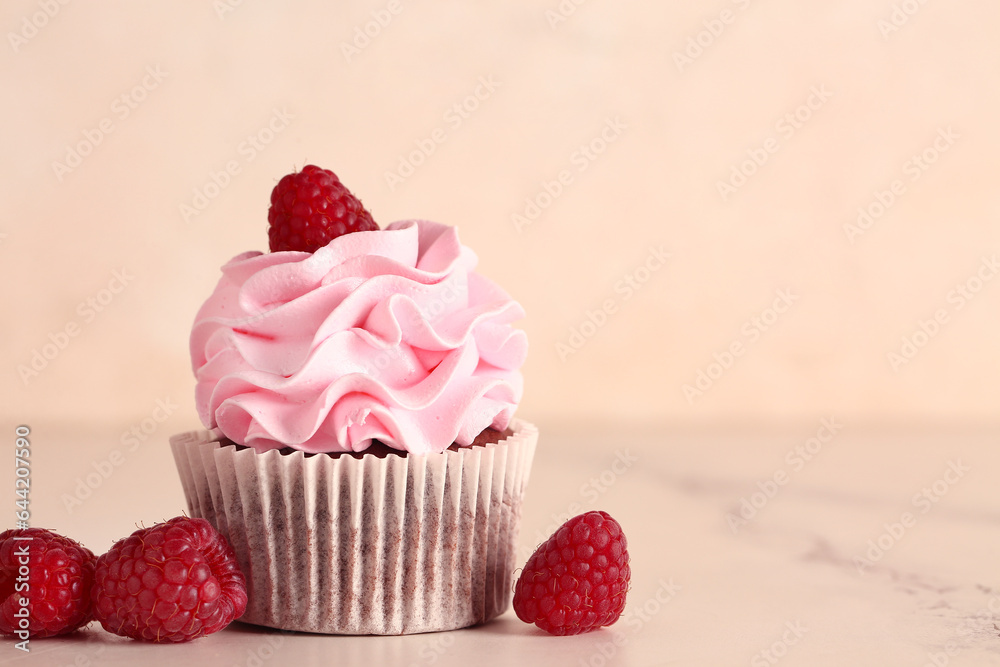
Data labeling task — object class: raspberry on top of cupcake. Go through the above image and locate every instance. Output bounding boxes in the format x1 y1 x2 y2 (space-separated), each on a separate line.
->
190 165 527 455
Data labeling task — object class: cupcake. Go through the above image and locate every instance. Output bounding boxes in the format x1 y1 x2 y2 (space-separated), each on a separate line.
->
170 165 535 634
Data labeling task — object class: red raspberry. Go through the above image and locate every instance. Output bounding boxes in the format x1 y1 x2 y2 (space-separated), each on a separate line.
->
0 527 96 638
513 511 630 636
267 164 378 252
92 517 247 642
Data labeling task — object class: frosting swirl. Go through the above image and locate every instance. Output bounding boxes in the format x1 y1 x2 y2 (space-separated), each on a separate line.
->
190 220 526 454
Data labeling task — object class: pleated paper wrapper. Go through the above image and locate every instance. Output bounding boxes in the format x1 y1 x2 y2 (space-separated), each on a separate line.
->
169 420 537 635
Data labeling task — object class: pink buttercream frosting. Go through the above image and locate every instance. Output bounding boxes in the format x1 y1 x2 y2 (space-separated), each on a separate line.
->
190 219 526 454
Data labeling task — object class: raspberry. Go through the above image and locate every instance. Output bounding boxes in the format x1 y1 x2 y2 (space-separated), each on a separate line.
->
0 527 96 638
92 517 247 642
267 164 378 252
513 511 630 636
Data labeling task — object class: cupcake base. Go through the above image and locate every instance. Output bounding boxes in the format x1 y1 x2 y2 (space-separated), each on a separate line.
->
169 420 537 635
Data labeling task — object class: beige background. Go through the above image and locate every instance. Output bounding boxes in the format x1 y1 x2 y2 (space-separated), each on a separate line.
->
2 3 999 664
4 1 999 434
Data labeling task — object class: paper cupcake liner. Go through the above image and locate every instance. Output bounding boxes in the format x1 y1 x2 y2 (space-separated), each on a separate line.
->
170 420 537 635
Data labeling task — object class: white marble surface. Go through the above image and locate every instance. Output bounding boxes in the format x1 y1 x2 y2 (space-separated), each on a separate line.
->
5 424 1000 666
